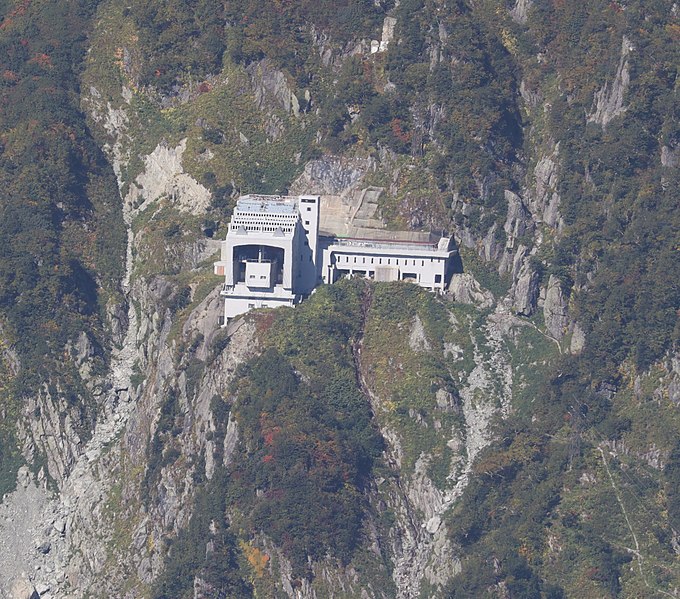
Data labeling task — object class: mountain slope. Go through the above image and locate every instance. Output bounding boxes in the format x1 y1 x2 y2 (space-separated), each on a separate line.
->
0 0 678 597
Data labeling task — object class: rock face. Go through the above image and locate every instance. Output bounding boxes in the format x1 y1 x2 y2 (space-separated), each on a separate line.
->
126 139 212 215
512 259 539 316
531 145 562 231
0 468 51 598
503 190 532 247
377 16 397 52
570 322 586 355
661 144 679 168
668 353 680 405
0 0 678 597
543 275 569 340
289 156 373 196
2 72 578 599
409 315 431 352
588 36 632 127
447 273 494 308
10 578 39 599
510 0 533 24
247 58 300 116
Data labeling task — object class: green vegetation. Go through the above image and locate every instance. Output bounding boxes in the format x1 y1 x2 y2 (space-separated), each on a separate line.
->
128 0 385 94
0 428 21 498
0 1 126 375
443 349 680 597
362 283 467 481
1 0 678 595
225 282 384 577
0 0 126 492
524 1 680 378
152 470 253 599
228 349 374 575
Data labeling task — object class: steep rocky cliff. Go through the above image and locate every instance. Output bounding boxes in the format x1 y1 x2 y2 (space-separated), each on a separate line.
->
0 0 678 598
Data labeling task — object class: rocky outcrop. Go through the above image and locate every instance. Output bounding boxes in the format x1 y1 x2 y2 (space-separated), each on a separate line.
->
461 308 514 462
543 275 569 340
503 190 532 247
661 144 680 168
10 578 39 599
530 145 562 231
482 224 504 263
17 388 83 485
570 322 586 355
510 0 533 24
447 273 494 308
668 353 680 405
82 88 131 190
498 190 534 275
181 287 223 362
519 78 542 108
247 58 302 117
588 37 632 127
511 257 539 316
371 16 397 54
126 139 212 215
409 315 431 352
290 157 373 196
386 446 462 599
0 468 53 599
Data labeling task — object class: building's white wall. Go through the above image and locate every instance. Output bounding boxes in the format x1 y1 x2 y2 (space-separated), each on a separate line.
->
297 195 320 293
245 261 274 288
223 295 295 320
320 244 453 291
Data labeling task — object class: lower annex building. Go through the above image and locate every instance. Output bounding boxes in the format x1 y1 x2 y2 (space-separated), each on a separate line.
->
213 193 457 322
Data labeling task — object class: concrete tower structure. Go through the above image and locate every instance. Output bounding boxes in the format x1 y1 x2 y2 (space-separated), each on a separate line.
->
213 194 320 321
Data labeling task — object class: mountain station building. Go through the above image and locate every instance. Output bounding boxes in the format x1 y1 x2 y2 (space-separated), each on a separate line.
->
213 193 457 322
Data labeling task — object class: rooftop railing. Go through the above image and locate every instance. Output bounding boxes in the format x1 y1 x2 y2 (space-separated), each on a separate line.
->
330 238 443 253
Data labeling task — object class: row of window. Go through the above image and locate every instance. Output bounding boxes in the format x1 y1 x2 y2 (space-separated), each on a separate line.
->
232 224 294 233
233 218 297 225
236 212 297 219
334 270 443 284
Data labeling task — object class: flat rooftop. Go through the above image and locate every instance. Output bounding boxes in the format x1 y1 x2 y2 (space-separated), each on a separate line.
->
333 228 439 244
237 194 299 215
324 233 453 253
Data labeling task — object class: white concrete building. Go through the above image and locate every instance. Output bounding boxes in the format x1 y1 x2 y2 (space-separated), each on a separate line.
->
213 194 320 321
214 193 457 321
319 232 455 291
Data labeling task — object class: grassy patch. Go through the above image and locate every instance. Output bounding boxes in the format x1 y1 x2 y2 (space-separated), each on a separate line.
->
362 283 466 483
